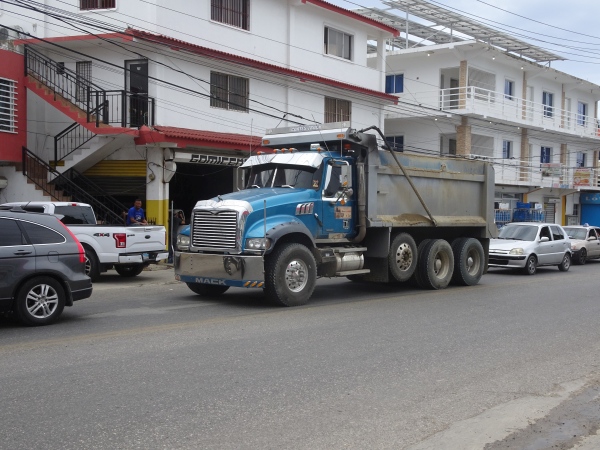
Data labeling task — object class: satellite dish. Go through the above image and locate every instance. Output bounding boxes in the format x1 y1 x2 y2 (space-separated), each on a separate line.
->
0 28 9 42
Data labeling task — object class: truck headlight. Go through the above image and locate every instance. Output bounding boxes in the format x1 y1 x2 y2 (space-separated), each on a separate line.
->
177 234 190 251
509 248 524 255
245 238 271 250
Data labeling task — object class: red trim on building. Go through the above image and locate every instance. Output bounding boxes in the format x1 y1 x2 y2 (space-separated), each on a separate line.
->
302 0 399 36
135 126 268 153
0 50 27 163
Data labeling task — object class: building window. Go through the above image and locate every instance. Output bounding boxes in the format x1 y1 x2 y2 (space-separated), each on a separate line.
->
210 72 249 112
542 91 554 118
577 101 588 126
385 135 404 152
0 77 17 133
448 138 457 155
504 79 514 100
324 97 351 123
75 61 92 103
80 0 116 10
211 0 249 30
576 152 586 167
385 74 404 94
502 140 512 159
324 27 352 60
541 146 552 164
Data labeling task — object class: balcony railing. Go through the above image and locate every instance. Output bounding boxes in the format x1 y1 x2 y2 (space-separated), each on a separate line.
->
468 153 599 188
386 86 600 139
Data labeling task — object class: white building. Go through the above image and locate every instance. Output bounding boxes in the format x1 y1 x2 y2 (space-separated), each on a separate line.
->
0 0 397 228
359 0 600 226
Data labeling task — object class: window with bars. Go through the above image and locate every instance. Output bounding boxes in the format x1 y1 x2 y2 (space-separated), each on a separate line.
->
210 72 249 112
577 101 588 126
75 61 92 103
324 27 353 60
576 152 586 167
211 0 249 30
80 0 116 10
0 78 17 133
541 146 552 164
324 97 351 123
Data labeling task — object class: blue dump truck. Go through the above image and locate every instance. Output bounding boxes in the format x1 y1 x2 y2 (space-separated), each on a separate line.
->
175 123 496 306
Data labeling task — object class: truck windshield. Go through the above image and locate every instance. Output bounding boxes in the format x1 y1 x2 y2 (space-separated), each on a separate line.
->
54 206 97 225
245 164 320 189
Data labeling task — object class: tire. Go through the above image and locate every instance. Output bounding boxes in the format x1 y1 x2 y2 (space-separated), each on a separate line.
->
264 243 317 307
84 247 100 282
523 255 537 275
186 283 230 296
14 276 66 326
409 239 432 287
451 238 485 286
388 233 418 282
575 248 587 265
416 239 454 290
558 252 571 272
114 264 145 277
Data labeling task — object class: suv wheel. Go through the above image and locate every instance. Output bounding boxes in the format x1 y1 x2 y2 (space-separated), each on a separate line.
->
15 277 66 326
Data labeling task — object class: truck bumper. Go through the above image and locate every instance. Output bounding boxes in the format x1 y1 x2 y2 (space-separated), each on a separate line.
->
174 252 265 288
118 251 169 264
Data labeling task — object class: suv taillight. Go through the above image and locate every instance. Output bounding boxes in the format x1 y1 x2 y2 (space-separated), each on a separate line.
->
58 221 86 263
113 233 126 248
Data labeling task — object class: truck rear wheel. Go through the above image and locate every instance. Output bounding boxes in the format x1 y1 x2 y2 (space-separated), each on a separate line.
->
84 247 100 282
388 232 418 282
114 264 145 277
409 239 431 287
264 243 316 307
416 239 454 290
451 238 484 286
186 283 230 296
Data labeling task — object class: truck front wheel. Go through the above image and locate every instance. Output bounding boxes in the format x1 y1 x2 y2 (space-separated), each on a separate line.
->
186 283 230 296
264 243 316 307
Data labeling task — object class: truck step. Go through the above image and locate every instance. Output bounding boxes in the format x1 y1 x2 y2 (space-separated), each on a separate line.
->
333 247 367 254
336 269 371 276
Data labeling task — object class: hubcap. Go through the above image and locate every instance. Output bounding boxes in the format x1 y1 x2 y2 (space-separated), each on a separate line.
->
433 250 450 278
395 243 413 271
26 284 58 319
466 250 480 275
285 259 308 292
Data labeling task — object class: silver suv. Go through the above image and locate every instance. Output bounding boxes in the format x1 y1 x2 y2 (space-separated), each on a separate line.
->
489 222 572 275
0 207 92 326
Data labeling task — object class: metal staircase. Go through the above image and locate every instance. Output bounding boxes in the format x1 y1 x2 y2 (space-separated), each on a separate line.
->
22 147 125 224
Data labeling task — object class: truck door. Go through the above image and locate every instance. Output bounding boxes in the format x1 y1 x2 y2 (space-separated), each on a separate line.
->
320 160 355 239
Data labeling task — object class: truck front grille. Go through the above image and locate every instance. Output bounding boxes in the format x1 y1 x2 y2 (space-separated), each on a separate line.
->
192 210 238 250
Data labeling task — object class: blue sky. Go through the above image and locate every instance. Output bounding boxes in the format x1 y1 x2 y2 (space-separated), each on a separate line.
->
331 0 600 85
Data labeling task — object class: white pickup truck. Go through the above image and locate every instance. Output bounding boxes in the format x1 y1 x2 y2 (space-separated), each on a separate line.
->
2 202 168 281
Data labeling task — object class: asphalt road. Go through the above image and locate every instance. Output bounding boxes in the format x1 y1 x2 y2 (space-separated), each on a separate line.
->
1 263 600 450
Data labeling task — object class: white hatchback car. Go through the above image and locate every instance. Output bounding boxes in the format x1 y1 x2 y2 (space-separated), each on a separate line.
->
489 222 572 275
563 226 600 265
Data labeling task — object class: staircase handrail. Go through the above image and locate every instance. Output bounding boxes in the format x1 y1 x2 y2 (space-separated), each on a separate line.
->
22 147 125 224
66 168 129 215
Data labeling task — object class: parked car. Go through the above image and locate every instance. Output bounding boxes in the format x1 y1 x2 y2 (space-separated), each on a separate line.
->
489 222 572 275
1 202 168 281
0 206 92 326
563 225 600 265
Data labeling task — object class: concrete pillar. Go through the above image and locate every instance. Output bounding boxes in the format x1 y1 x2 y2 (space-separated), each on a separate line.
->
520 128 529 181
456 116 471 156
145 147 170 247
560 143 567 166
459 60 467 109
